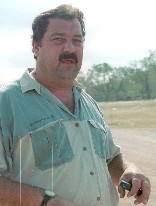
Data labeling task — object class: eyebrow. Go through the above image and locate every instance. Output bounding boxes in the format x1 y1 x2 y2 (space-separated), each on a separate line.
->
50 33 83 38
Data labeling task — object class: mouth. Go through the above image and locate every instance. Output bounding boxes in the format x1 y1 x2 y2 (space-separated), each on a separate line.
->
61 58 76 64
59 52 78 64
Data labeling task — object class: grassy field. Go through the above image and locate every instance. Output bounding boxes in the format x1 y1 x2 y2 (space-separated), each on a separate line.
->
98 99 156 128
98 100 156 206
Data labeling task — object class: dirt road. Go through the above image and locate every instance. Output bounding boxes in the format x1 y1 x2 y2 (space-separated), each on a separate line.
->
111 128 156 206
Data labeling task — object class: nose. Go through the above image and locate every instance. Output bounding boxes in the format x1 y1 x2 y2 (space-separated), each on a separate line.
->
63 40 75 53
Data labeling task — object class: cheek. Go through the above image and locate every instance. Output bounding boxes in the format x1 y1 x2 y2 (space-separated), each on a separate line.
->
78 49 83 62
49 47 62 60
77 54 83 69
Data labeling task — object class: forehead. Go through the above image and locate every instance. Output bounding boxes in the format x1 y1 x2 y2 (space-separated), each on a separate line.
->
46 18 82 36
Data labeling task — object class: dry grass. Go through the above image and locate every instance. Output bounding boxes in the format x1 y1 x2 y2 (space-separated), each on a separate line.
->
98 100 156 206
98 99 156 128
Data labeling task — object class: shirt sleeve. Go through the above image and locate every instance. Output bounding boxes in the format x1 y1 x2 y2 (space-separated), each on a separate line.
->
0 130 11 177
105 124 122 164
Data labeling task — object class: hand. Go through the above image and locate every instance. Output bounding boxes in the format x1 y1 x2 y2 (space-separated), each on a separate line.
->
118 165 151 205
48 196 78 206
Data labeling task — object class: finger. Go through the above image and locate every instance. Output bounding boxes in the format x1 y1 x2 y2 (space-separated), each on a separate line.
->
127 178 141 197
118 185 126 198
141 180 151 204
134 196 148 205
134 180 151 205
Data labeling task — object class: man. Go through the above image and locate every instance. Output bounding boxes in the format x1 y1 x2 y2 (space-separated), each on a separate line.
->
0 4 150 206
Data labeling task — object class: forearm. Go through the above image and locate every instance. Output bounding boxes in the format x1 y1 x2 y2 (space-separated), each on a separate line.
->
108 154 131 185
0 176 43 206
0 176 77 206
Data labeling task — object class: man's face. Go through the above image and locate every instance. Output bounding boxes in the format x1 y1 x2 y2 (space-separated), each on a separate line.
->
33 18 84 82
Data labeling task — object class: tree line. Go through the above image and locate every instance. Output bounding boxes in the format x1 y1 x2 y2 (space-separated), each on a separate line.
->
77 50 156 102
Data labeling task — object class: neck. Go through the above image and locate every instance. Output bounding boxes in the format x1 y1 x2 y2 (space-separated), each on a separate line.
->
31 70 74 92
30 69 75 113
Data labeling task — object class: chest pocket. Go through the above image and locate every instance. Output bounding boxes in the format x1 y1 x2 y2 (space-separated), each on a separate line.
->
30 120 74 170
88 120 107 159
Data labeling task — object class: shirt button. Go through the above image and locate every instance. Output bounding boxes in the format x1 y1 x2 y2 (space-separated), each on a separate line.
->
75 122 79 127
90 171 94 175
83 147 87 151
97 197 101 201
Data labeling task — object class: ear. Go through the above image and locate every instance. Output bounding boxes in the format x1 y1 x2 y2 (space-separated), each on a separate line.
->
32 40 40 59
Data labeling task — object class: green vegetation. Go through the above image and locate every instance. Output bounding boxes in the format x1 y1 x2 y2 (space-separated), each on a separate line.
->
77 50 156 102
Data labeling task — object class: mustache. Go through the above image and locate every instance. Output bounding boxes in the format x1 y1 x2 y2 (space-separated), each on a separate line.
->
59 52 78 63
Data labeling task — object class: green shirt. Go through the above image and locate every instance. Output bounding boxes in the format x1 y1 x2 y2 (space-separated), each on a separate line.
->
0 69 121 205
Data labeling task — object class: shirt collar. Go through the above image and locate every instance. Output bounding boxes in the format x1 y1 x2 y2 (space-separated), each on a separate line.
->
20 68 84 94
20 68 41 94
73 79 83 90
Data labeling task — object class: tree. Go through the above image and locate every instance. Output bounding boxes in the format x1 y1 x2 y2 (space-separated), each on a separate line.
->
77 50 156 102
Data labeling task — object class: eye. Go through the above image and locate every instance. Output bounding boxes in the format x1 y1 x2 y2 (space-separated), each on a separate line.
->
73 38 83 46
51 38 65 45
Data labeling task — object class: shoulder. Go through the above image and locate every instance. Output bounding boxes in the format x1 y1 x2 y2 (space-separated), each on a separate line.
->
0 80 20 100
0 79 20 92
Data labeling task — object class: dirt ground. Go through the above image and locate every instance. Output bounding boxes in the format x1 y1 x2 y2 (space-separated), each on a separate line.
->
111 128 156 206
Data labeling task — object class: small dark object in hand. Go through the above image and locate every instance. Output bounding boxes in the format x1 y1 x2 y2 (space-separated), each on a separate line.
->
120 180 142 196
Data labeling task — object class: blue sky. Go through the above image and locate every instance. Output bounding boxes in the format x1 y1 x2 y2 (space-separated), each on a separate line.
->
1 0 156 84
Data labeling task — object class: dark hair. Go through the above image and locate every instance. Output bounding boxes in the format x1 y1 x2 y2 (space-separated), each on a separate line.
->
32 4 86 44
